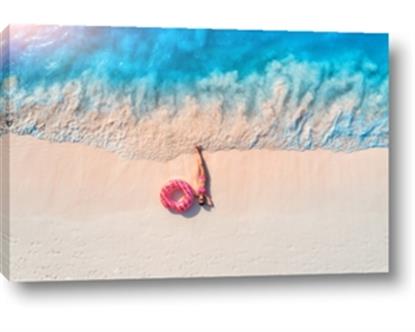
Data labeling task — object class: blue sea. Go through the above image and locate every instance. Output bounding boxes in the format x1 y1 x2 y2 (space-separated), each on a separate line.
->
1 25 388 160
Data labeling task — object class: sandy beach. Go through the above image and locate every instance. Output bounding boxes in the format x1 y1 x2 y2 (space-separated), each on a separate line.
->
4 134 388 281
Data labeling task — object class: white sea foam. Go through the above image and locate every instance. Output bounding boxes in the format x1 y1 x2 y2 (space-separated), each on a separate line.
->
1 57 388 160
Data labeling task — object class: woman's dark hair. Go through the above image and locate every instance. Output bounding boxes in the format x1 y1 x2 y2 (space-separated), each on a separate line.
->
198 195 206 206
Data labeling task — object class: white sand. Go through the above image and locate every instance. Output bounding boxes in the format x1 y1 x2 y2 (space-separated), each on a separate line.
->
4 134 388 281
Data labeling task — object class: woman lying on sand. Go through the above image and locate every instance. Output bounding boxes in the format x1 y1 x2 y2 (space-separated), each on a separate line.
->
195 145 214 207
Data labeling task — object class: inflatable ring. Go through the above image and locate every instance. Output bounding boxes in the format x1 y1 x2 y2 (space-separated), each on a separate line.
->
160 179 195 213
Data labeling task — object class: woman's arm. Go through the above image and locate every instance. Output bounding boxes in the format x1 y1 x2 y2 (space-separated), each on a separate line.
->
206 194 214 207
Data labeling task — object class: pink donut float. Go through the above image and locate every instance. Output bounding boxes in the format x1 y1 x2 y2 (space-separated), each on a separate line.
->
160 179 195 213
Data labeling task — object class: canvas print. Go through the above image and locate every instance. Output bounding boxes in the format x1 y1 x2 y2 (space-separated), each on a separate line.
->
0 25 388 281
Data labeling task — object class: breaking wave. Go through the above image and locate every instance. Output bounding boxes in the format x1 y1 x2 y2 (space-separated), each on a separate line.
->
1 25 388 160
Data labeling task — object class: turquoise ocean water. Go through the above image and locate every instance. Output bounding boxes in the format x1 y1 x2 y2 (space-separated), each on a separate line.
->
1 25 388 160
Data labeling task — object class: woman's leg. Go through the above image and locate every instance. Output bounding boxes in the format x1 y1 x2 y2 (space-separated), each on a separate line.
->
195 145 203 165
195 146 205 177
195 146 204 189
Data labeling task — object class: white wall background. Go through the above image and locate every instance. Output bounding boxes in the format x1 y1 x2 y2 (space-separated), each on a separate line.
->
0 0 413 331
